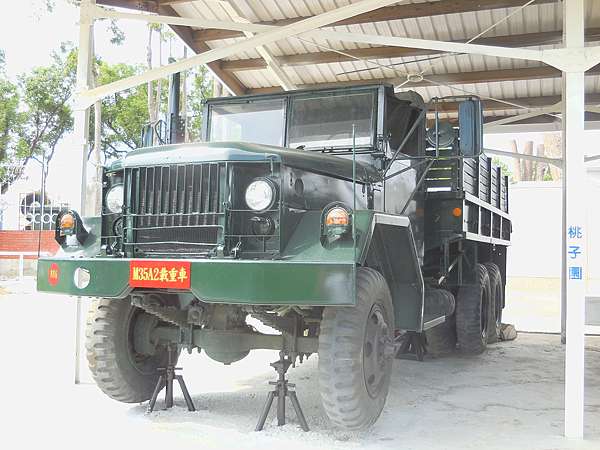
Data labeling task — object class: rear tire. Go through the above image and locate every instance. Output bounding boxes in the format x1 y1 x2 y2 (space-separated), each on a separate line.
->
85 298 173 403
456 264 491 355
318 268 394 430
484 263 503 344
424 289 456 356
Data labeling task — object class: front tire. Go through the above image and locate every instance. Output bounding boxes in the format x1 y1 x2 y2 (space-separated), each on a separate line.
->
85 298 173 403
318 268 394 430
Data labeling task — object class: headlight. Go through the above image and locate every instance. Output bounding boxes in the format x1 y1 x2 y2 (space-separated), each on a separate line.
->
245 179 275 211
105 184 124 214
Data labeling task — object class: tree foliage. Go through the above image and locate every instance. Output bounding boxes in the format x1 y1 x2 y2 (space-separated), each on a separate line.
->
0 23 216 191
94 61 150 158
187 65 214 142
0 46 76 193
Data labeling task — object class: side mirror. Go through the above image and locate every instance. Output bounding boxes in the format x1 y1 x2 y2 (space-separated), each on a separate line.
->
459 99 483 157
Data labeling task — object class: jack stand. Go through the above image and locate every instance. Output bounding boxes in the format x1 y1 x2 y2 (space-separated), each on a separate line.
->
395 331 427 361
147 345 196 413
255 351 309 432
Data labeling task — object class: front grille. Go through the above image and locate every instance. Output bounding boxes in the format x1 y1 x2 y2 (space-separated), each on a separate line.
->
123 163 225 257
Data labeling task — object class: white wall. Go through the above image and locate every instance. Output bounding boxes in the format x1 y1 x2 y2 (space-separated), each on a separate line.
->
507 181 562 278
507 176 600 285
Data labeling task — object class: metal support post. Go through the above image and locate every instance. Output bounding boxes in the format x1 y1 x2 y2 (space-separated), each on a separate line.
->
562 0 587 439
73 0 95 385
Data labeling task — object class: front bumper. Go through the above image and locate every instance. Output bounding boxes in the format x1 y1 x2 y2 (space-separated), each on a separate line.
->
37 257 355 306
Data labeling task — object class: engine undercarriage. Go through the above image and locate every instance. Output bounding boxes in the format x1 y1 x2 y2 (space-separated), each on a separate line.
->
130 292 321 365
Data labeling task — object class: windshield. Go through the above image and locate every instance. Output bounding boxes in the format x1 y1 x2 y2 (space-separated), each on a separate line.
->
288 91 375 149
209 99 285 146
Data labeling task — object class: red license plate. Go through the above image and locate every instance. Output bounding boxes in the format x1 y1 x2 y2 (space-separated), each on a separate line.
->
129 260 191 289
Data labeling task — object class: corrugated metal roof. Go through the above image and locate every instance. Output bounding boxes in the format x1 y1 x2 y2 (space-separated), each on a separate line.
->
170 0 600 121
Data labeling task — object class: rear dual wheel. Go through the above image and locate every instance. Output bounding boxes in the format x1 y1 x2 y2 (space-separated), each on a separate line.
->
485 263 504 344
456 264 492 354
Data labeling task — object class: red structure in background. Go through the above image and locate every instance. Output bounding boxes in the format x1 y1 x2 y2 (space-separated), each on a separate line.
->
0 231 59 259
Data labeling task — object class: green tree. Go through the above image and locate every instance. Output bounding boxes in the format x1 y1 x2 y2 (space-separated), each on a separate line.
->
492 157 514 183
94 61 150 158
187 65 214 141
0 46 76 193
93 59 215 159
0 74 23 193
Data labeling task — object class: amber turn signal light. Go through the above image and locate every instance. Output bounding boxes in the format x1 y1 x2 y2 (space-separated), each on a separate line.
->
452 207 462 217
325 207 350 226
60 213 75 235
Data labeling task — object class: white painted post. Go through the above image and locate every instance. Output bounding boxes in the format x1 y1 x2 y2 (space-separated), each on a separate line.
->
563 0 586 439
73 0 95 385
18 254 24 281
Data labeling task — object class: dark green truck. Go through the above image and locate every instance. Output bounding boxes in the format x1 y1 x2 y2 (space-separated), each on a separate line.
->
38 84 510 430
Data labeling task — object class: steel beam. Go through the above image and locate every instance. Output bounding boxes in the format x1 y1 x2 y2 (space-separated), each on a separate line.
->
157 4 246 95
315 30 544 63
76 0 403 108
192 0 556 42
218 1 296 91
219 28 600 72
483 147 563 168
483 107 560 130
562 0 587 440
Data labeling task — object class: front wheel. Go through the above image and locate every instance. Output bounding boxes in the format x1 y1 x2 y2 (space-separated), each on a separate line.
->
318 268 395 430
85 298 175 403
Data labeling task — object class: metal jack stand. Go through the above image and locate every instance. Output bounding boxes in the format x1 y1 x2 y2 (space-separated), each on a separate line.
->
147 345 196 413
255 351 309 432
395 331 427 361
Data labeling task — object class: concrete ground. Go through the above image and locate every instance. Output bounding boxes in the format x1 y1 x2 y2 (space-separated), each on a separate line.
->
1 279 599 450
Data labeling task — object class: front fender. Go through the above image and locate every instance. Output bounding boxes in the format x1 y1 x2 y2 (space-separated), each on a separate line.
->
282 210 425 330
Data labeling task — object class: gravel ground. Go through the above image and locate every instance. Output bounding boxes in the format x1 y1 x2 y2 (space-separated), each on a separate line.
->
1 279 599 450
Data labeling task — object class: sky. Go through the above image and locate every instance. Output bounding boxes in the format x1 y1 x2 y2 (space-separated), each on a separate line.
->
0 0 595 216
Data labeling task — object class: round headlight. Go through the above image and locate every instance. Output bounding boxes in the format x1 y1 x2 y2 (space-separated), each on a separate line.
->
105 184 124 214
245 179 275 211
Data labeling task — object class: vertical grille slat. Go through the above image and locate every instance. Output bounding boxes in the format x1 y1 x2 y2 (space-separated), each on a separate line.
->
124 162 224 258
201 165 209 226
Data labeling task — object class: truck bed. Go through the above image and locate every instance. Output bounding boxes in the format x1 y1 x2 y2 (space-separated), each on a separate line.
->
424 145 511 248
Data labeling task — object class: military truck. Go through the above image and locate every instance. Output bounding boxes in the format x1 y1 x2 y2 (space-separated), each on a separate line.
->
37 83 511 430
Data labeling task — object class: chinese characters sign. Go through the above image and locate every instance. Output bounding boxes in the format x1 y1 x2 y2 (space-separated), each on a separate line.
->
567 225 584 281
129 260 191 289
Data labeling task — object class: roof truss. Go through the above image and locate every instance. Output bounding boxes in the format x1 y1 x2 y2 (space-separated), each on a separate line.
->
190 0 557 42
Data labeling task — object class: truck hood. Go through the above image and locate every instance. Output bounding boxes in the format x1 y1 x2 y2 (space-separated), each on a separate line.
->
111 141 381 183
